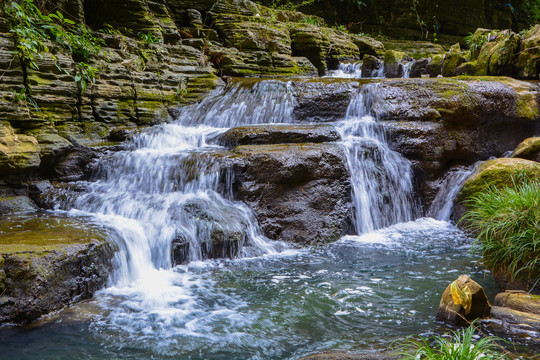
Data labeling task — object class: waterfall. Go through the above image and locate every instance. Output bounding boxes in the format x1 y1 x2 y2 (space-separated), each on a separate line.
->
52 79 296 286
427 164 478 221
336 84 417 234
327 62 363 79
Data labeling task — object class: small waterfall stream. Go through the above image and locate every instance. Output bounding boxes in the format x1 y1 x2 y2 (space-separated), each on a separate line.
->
337 84 417 233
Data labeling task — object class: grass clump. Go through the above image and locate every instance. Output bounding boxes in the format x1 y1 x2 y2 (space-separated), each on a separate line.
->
461 177 540 283
400 326 510 360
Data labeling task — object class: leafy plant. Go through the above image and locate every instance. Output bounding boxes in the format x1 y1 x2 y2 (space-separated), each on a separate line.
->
8 87 39 111
3 0 102 95
138 32 160 46
400 326 510 360
74 62 98 94
461 176 540 283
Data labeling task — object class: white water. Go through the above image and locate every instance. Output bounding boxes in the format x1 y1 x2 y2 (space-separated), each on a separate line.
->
427 164 478 221
337 84 417 233
327 62 363 78
328 61 414 79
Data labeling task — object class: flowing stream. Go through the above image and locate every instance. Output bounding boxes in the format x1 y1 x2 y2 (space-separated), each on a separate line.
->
0 78 524 359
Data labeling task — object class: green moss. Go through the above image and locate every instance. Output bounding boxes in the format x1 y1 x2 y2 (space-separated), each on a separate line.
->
459 158 540 203
516 93 539 120
0 215 110 254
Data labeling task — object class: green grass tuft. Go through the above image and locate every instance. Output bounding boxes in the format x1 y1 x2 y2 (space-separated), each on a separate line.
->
461 176 540 283
400 326 510 360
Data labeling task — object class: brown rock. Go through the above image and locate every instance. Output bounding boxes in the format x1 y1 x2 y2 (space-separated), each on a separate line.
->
436 275 491 325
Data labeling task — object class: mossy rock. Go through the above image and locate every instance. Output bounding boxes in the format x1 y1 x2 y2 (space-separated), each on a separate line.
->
457 158 540 213
0 214 116 324
442 52 467 77
455 61 477 76
511 137 540 162
426 54 444 77
516 24 540 79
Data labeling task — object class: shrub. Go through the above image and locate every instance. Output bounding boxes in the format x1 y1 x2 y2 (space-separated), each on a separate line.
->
400 326 510 360
461 177 540 283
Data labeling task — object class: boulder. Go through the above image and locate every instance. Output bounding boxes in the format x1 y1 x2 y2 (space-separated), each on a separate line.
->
36 133 73 169
516 25 540 79
383 50 410 78
425 54 444 77
230 143 353 245
511 137 540 162
170 199 246 265
436 275 491 325
218 124 340 148
456 158 540 217
361 55 383 78
441 44 467 77
292 79 361 122
494 291 540 314
350 35 385 57
410 58 429 78
0 194 37 215
0 215 116 324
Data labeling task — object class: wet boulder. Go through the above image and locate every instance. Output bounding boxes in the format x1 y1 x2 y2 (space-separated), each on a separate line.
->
230 143 353 246
170 199 246 265
511 137 540 162
0 215 116 324
292 79 361 122
436 275 491 325
490 291 540 334
218 124 340 148
361 55 383 78
383 50 410 78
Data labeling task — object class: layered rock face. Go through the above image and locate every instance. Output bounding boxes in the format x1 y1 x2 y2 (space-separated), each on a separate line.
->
0 0 387 185
257 0 538 44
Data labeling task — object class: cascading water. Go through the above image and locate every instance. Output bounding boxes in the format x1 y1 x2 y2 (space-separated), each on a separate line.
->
51 79 297 288
337 84 417 233
4 78 526 360
427 164 478 221
327 62 363 78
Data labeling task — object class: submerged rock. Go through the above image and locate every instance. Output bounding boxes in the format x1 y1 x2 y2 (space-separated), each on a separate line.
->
230 143 353 245
436 275 491 326
219 124 340 148
0 215 116 324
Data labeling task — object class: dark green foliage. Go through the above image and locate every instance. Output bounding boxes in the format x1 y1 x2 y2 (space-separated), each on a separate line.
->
400 326 510 360
2 0 102 93
461 176 540 283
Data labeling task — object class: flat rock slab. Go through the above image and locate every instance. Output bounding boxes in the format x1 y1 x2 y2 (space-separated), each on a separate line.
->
494 291 540 316
0 214 116 324
490 306 540 332
219 124 341 148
